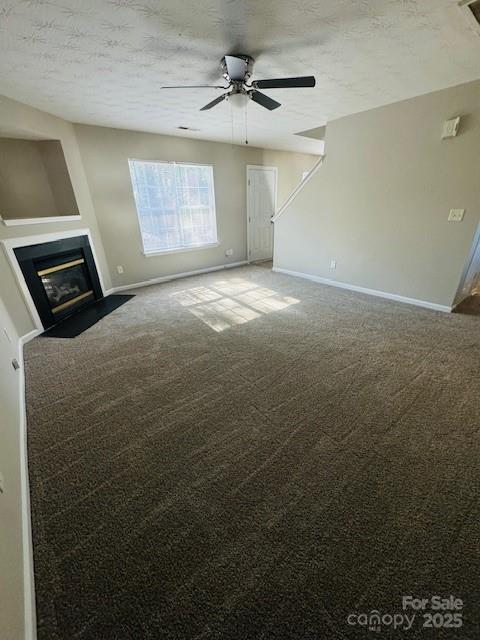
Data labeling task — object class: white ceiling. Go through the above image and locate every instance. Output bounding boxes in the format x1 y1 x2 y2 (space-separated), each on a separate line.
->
0 0 479 153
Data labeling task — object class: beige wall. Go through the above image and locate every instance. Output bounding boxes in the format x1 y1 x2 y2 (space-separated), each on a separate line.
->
37 140 80 217
0 96 111 338
274 79 480 308
0 297 25 640
0 139 58 219
74 124 316 289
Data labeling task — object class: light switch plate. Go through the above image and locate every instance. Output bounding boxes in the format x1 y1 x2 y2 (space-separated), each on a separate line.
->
448 209 465 222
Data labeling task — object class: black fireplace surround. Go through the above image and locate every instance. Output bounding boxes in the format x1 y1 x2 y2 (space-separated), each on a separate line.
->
15 235 103 330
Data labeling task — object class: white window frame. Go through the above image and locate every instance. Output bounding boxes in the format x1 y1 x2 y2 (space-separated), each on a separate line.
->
128 159 220 257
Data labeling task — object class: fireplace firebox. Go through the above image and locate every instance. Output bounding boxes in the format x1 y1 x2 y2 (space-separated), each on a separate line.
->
14 235 103 329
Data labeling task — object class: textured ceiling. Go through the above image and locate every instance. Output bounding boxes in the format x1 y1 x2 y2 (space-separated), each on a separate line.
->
0 0 479 153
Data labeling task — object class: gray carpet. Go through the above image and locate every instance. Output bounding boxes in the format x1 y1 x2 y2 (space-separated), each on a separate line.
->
25 264 480 639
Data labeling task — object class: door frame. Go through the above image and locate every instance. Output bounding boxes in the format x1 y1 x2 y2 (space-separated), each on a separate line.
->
246 165 278 263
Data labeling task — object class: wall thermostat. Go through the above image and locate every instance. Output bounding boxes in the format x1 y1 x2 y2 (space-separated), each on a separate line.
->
442 117 461 139
448 209 465 222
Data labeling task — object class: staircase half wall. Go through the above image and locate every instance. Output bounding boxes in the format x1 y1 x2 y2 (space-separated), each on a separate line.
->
273 79 480 311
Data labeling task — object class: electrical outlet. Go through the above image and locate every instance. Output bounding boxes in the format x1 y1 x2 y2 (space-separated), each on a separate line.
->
330 260 337 270
116 265 124 274
448 209 465 222
225 248 233 257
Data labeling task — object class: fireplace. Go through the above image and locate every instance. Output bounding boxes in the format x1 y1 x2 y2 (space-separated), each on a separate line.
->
14 235 103 329
38 257 93 316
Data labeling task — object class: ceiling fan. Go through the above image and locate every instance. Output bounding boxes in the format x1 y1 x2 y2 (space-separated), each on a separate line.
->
160 55 316 111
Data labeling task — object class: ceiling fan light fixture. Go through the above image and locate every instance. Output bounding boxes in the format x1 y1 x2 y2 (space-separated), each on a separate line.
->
227 91 249 110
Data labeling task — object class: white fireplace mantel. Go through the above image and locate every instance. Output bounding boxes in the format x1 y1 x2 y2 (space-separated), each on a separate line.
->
1 215 82 227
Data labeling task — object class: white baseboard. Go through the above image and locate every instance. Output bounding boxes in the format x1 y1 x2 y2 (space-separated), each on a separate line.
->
272 267 452 313
110 261 248 294
20 330 42 345
19 332 38 640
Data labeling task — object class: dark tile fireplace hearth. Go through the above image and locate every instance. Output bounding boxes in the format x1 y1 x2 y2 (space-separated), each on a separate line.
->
15 235 104 330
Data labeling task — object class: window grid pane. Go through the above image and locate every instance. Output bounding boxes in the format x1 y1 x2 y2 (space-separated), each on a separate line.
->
129 160 218 253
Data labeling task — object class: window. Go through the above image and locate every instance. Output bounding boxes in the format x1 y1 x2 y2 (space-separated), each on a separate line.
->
128 160 218 255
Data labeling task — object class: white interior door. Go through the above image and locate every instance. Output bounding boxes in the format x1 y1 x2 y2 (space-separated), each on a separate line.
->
247 166 277 262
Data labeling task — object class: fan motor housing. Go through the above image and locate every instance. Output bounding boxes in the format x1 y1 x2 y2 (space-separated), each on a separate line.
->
221 55 254 84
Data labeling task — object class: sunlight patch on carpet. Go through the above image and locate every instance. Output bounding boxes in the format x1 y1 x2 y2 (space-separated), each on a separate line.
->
171 277 300 332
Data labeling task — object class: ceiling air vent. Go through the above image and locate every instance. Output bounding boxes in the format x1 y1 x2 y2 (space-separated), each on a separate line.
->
459 0 480 33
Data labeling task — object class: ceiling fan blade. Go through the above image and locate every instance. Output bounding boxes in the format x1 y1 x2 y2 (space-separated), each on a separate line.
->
224 55 248 81
200 94 227 111
253 76 316 89
160 85 227 89
250 90 281 111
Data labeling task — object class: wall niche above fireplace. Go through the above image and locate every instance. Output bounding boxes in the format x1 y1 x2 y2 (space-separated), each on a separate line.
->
14 235 103 329
0 137 80 223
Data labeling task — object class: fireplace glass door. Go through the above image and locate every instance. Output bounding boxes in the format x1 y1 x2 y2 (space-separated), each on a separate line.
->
38 258 94 316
